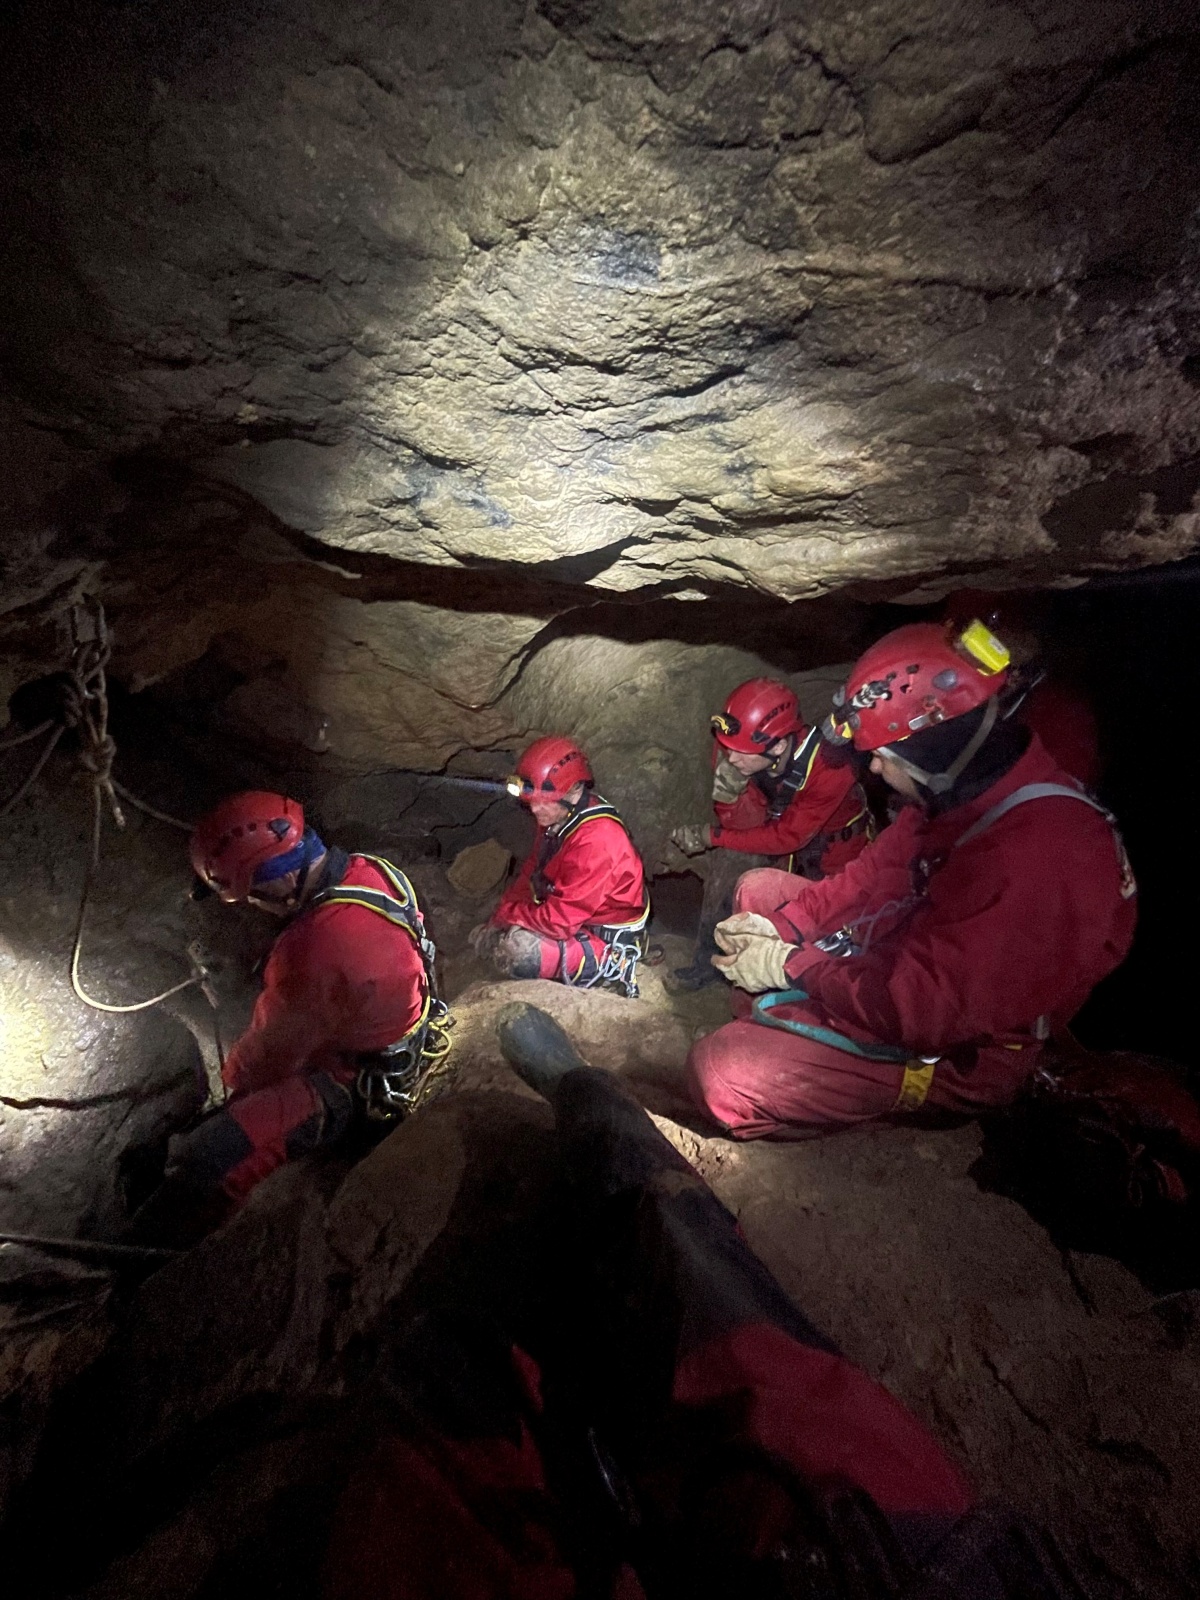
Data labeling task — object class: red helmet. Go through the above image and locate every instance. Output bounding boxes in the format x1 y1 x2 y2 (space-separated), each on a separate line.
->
834 621 1010 754
506 736 593 803
711 678 805 754
190 791 305 900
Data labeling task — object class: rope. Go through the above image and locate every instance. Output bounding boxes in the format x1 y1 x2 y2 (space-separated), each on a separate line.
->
112 779 192 832
58 600 202 1015
1 600 214 1025
0 1229 179 1262
0 717 54 749
70 779 201 1013
0 723 65 818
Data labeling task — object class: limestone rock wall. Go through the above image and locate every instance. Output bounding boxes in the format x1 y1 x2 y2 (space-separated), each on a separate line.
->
3 0 1200 632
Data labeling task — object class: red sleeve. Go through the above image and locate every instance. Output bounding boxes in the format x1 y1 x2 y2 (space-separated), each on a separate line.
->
753 813 918 946
221 936 343 1096
493 825 627 940
713 784 769 833
789 806 1131 1053
711 757 857 856
492 844 538 926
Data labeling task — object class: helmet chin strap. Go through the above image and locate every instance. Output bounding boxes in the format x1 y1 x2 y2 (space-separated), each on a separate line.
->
877 696 999 796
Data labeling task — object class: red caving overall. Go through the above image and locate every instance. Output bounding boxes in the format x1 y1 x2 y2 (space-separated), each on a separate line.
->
177 853 426 1202
689 737 1137 1138
491 796 648 984
712 731 871 878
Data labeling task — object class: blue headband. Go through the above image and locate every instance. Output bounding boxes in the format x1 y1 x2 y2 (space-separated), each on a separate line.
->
253 827 325 885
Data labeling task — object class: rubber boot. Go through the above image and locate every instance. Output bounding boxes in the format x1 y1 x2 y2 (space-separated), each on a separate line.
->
497 1002 589 1101
663 956 722 994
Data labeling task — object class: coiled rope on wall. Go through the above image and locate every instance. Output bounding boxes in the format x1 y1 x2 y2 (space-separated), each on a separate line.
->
0 599 207 1015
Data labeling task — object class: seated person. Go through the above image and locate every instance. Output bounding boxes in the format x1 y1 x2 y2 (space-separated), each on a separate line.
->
687 620 1137 1139
667 678 872 991
129 791 443 1242
470 736 649 997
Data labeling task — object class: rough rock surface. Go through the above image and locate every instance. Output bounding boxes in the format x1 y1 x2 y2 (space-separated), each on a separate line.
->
3 972 1197 1598
0 781 205 1239
4 0 1200 649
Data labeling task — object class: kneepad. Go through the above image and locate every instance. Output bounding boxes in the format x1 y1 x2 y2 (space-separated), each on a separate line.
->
496 926 545 979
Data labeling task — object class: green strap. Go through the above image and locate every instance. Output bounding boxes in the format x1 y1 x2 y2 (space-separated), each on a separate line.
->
751 988 908 1062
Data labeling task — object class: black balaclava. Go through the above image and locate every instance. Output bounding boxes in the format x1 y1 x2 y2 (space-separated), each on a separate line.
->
888 701 1030 815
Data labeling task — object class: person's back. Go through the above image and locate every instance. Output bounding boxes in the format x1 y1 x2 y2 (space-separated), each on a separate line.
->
223 850 427 1096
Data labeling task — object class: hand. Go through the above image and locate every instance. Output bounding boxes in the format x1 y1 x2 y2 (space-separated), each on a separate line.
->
712 753 750 804
670 822 712 856
712 911 794 993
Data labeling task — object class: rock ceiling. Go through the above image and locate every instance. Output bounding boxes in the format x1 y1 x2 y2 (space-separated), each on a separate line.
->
2 0 1200 761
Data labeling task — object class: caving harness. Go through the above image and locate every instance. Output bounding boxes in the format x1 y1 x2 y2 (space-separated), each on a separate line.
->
308 854 454 1120
531 793 651 999
752 726 875 877
752 782 1136 1113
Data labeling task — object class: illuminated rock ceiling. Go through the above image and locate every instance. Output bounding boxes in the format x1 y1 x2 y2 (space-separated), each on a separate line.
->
3 0 1200 621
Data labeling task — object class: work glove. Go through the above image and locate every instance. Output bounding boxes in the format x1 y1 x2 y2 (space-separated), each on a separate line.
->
712 752 750 804
712 911 795 994
670 822 712 856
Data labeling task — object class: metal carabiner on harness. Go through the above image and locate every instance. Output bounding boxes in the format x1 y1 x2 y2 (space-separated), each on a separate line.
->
357 999 455 1121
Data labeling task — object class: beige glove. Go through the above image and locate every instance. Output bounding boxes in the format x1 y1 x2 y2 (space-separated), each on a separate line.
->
670 822 712 856
712 753 750 805
712 911 794 993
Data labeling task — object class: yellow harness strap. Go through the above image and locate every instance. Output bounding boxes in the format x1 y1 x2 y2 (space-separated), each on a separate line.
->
894 1058 937 1111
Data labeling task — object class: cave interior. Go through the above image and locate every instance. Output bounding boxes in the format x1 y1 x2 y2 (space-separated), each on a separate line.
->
2 1 1200 1596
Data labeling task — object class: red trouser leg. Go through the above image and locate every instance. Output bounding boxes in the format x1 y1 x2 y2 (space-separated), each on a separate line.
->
169 1073 354 1205
533 930 608 984
687 1018 904 1139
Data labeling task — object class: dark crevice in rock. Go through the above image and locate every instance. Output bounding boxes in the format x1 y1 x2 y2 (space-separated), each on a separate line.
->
1042 457 1200 555
0 1069 197 1114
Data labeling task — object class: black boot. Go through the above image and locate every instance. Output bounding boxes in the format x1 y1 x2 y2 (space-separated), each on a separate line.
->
497 1003 589 1101
663 956 722 993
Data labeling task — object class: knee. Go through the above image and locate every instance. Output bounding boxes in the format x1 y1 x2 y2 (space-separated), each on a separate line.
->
685 1033 754 1139
493 925 545 979
732 868 781 914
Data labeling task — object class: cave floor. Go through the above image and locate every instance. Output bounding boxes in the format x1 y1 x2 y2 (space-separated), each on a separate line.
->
0 770 1198 1597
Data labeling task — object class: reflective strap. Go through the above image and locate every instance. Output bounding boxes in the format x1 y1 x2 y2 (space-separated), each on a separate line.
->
951 781 1112 851
590 893 651 936
893 1059 937 1111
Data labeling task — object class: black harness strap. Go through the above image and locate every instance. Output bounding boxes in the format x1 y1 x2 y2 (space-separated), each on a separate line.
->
758 726 824 821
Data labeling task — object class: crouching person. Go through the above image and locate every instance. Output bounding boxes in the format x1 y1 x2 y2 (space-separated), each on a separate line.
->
667 677 873 991
128 791 446 1245
470 737 650 997
688 621 1137 1140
